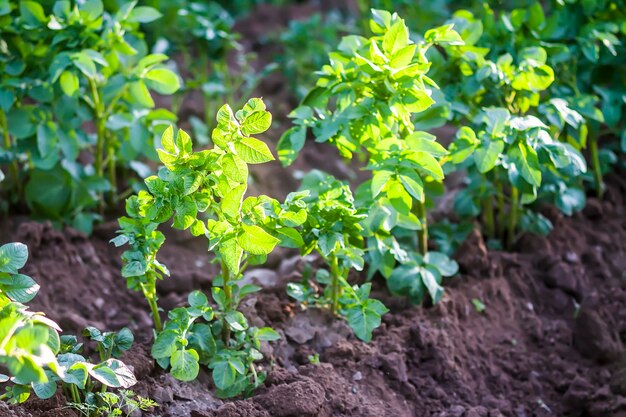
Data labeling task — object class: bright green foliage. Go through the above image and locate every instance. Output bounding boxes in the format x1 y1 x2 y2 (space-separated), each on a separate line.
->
0 0 179 232
0 243 61 404
114 98 304 397
286 170 388 342
68 389 157 417
29 332 139 414
83 326 134 362
278 9 460 304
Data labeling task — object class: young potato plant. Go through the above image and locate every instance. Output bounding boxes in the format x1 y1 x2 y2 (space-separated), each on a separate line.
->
114 98 305 397
287 170 388 342
449 110 586 248
30 331 139 416
0 0 179 232
435 1 624 204
278 10 461 304
0 242 61 403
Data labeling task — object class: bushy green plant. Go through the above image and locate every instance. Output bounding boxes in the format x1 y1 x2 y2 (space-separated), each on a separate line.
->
287 170 388 342
278 10 460 304
0 0 179 232
114 98 305 397
68 389 157 417
0 242 61 403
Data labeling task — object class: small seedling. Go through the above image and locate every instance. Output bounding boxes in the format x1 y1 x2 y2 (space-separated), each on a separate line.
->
471 298 486 313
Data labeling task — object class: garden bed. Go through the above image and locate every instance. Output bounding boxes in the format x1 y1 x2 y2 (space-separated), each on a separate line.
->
2 171 624 417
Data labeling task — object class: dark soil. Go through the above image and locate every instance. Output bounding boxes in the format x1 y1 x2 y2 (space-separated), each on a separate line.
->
2 2 626 416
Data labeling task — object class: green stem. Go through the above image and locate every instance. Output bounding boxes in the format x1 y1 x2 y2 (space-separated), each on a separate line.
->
106 133 117 207
484 195 495 239
589 133 604 198
0 109 20 198
415 200 428 255
507 186 519 250
0 393 9 401
496 179 505 239
141 276 162 332
221 260 232 344
329 255 341 315
70 384 81 404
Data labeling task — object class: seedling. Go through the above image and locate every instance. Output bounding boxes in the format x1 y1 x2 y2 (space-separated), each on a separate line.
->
287 171 388 342
68 389 157 417
471 298 486 313
278 10 461 304
115 98 305 397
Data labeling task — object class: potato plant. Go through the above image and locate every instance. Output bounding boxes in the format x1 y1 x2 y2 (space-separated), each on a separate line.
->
114 98 305 397
0 0 179 232
278 10 460 303
0 242 61 403
287 170 388 342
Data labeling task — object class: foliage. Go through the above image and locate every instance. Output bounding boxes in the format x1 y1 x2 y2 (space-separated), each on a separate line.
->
0 0 179 232
114 97 304 397
273 11 354 100
68 389 157 417
278 9 460 303
286 170 388 342
0 242 61 403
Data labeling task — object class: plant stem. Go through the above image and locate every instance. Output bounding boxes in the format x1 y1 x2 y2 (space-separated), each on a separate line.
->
0 109 20 197
141 276 162 332
89 78 106 209
495 178 505 239
589 133 604 198
221 260 232 344
70 384 81 404
329 255 341 315
484 195 495 239
415 200 428 255
106 132 117 207
507 186 519 249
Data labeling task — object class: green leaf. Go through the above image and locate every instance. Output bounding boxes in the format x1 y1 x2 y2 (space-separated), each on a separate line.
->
90 359 136 388
234 137 274 164
219 238 243 275
224 311 248 332
151 330 178 359
346 299 388 342
170 349 199 382
221 154 248 183
510 142 541 187
128 6 162 23
59 71 79 97
212 361 236 391
397 168 424 202
406 132 447 157
241 111 272 136
424 252 458 277
144 68 180 95
383 20 409 55
474 140 504 173
371 169 393 197
188 291 208 307
129 81 155 108
237 225 280 255
20 1 46 25
421 265 443 304
277 126 305 167
2 274 40 303
32 377 57 400
0 243 28 274
256 327 280 341
72 53 96 79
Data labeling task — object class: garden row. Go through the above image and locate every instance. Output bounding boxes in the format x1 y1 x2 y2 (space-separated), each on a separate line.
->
0 0 624 415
